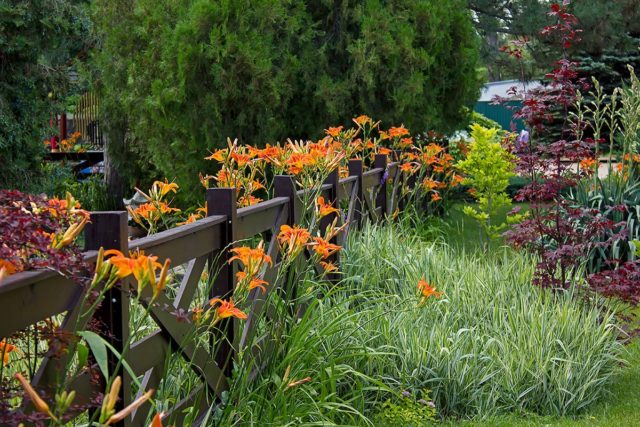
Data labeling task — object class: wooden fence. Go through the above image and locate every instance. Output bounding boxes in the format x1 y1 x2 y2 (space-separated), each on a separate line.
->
0 155 405 426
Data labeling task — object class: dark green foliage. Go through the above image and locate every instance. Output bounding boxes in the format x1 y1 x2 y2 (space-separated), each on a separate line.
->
472 0 640 81
0 0 90 189
26 163 115 211
577 41 640 98
92 0 482 202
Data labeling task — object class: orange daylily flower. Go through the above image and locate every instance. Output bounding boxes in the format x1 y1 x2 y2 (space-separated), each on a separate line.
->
287 153 315 175
229 243 272 277
399 163 414 174
388 126 410 138
230 151 253 167
325 126 343 137
579 157 597 171
316 196 339 218
236 271 269 294
451 174 465 186
151 180 179 198
309 236 341 259
398 137 413 149
129 202 181 227
177 213 200 226
238 195 263 207
320 261 338 273
205 149 228 162
353 115 372 126
103 250 163 293
430 193 442 202
209 298 248 320
378 147 392 156
278 225 311 258
422 178 439 190
1 340 19 365
254 144 282 160
417 278 442 305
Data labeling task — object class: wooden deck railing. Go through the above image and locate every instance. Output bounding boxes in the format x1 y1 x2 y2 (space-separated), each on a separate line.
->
0 154 406 426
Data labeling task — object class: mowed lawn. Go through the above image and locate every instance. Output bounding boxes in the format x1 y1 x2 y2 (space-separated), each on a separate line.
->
435 203 640 427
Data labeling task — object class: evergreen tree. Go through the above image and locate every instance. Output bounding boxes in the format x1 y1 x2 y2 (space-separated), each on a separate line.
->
93 0 482 203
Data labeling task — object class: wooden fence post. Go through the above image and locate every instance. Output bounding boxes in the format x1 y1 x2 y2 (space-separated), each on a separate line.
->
206 188 237 378
374 154 388 219
274 175 300 225
348 159 364 226
84 211 131 423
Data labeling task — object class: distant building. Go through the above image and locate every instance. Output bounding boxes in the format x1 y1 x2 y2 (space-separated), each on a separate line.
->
474 80 544 131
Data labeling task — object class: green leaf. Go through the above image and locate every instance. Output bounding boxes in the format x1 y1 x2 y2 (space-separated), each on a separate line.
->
78 331 144 391
78 331 109 380
76 342 90 375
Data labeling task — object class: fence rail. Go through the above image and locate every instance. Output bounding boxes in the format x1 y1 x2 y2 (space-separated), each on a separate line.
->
0 154 408 426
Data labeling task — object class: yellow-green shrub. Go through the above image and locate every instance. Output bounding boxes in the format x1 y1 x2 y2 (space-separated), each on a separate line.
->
456 124 517 241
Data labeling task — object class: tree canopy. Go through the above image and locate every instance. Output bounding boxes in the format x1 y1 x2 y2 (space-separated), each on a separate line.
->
0 0 90 188
470 0 640 81
92 0 482 202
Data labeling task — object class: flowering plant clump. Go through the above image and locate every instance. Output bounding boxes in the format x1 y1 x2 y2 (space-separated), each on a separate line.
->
57 131 84 152
201 116 457 213
127 179 183 234
2 241 172 424
402 133 463 214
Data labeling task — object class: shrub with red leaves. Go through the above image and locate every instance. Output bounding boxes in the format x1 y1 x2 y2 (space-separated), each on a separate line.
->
500 4 640 306
0 189 88 280
589 261 640 305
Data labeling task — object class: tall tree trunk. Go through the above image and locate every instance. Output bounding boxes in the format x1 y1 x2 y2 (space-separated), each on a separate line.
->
104 115 128 209
486 31 501 81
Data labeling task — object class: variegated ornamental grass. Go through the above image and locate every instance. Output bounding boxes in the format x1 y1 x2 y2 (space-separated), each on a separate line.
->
338 223 624 418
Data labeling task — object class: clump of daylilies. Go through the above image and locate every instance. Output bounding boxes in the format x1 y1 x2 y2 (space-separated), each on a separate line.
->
199 115 457 210
126 116 459 237
128 180 182 235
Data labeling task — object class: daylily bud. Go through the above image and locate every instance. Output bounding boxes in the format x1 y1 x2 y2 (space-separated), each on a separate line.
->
154 259 171 298
15 373 56 420
100 376 121 422
95 247 105 276
106 389 154 425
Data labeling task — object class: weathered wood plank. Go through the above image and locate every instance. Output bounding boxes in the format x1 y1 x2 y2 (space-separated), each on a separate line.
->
174 255 208 310
362 167 384 190
130 215 226 266
235 197 289 240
